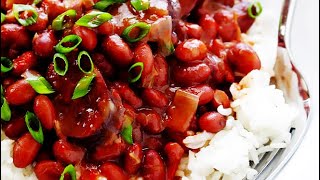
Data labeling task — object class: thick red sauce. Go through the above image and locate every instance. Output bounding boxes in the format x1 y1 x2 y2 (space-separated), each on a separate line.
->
1 0 262 179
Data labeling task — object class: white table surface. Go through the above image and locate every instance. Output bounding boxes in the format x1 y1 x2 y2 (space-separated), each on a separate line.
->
276 0 319 179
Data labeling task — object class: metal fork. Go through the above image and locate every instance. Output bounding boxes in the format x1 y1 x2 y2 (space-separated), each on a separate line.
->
253 0 312 179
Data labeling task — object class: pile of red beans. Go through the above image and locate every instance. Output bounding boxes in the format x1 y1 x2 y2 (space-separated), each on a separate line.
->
1 0 262 179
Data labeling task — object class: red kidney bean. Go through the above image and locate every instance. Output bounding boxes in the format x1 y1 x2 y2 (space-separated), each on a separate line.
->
214 10 241 42
142 150 165 180
204 54 235 84
1 24 31 50
4 0 33 9
215 0 235 7
227 43 261 74
34 161 65 180
212 90 230 109
175 39 208 62
12 51 37 76
136 109 164 134
92 53 114 78
185 23 203 39
73 25 97 51
153 55 169 88
2 77 16 89
132 124 143 143
13 133 41 168
41 0 83 20
102 34 133 67
33 95 55 130
164 143 185 180
32 30 57 58
27 9 48 32
185 85 214 105
199 112 226 133
208 39 228 58
92 137 127 161
114 82 143 109
53 139 85 164
134 43 154 77
199 14 218 42
3 115 27 139
5 80 36 106
173 63 211 86
98 21 114 36
100 162 128 180
143 136 164 151
234 1 255 32
142 88 169 108
124 143 143 174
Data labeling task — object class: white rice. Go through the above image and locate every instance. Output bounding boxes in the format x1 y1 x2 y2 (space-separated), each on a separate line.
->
1 131 37 180
177 70 297 180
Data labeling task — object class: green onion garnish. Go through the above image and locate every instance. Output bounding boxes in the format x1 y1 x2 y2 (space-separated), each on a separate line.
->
52 9 77 31
128 62 144 83
1 57 13 73
55 35 82 54
77 51 94 74
72 74 96 100
75 11 112 28
13 4 38 26
1 13 5 24
33 0 42 5
1 86 11 122
94 0 126 11
122 22 151 43
24 71 55 94
53 53 69 76
25 111 44 144
121 124 133 144
130 0 150 11
60 164 77 180
248 1 263 19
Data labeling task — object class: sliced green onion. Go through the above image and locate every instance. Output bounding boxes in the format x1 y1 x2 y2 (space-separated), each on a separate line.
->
25 111 44 144
94 0 126 11
131 0 150 11
55 35 82 54
77 51 94 74
72 74 96 100
1 57 13 73
52 9 77 31
122 22 151 43
53 53 69 76
60 164 76 180
13 4 38 26
248 1 263 19
25 71 55 94
1 13 5 24
75 11 112 28
1 86 11 122
128 62 144 83
121 124 133 144
33 0 42 5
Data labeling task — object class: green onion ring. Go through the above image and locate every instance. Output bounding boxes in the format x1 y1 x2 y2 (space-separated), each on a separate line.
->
25 111 44 144
1 13 5 24
130 0 150 11
72 74 96 100
121 124 133 144
55 35 82 54
1 57 13 73
13 4 38 26
77 51 94 74
52 9 77 31
75 11 112 28
248 1 263 19
1 86 11 122
24 71 55 94
122 22 151 43
60 164 76 180
53 53 69 76
94 0 126 11
128 62 144 83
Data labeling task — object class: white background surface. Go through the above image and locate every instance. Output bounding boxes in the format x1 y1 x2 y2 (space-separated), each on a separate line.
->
276 0 319 179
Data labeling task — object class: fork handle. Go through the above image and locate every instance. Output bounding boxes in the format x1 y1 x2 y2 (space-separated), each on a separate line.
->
279 0 298 46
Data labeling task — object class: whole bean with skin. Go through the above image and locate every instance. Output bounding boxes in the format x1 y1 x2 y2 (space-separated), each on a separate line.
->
53 139 85 164
153 55 169 88
27 9 48 32
32 30 57 58
3 115 27 139
199 14 218 42
142 150 166 180
185 85 214 105
12 51 37 76
102 34 133 67
100 162 128 180
214 10 241 42
173 63 211 86
124 143 143 174
199 112 227 133
1 24 31 50
165 143 185 180
212 90 231 109
34 161 65 180
142 88 169 108
175 39 208 62
114 82 143 109
5 80 36 106
73 25 97 51
136 109 164 134
33 95 55 130
13 133 41 168
133 43 154 78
